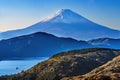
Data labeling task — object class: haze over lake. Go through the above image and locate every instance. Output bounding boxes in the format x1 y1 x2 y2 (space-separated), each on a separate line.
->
0 57 48 76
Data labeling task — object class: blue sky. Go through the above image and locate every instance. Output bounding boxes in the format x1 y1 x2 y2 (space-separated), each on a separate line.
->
0 0 120 31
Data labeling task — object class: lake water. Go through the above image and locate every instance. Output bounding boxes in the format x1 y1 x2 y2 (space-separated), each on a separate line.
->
0 57 48 76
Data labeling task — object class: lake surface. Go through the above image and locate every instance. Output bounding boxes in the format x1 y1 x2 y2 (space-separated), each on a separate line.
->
0 57 48 76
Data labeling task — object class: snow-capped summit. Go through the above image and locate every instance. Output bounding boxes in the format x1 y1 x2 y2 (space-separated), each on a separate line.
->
0 9 120 40
42 9 88 23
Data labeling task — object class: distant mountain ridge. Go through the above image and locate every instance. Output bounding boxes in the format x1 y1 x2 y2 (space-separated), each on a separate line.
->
0 32 92 60
0 32 120 60
88 38 120 49
0 9 120 40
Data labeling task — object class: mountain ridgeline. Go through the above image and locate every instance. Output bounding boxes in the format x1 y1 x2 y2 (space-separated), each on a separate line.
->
0 32 92 60
0 9 120 40
0 48 120 80
0 9 119 59
0 31 120 60
88 38 120 49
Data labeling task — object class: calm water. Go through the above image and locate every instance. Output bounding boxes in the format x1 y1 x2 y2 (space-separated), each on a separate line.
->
0 57 48 76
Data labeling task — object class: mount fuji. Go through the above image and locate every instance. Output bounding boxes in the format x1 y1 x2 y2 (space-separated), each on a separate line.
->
1 9 120 40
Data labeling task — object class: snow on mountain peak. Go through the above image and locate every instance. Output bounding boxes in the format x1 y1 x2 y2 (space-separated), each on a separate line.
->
1 9 120 40
41 9 88 23
55 9 72 15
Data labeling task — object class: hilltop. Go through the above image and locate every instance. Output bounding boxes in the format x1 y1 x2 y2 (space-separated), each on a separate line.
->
0 48 120 80
62 55 120 80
